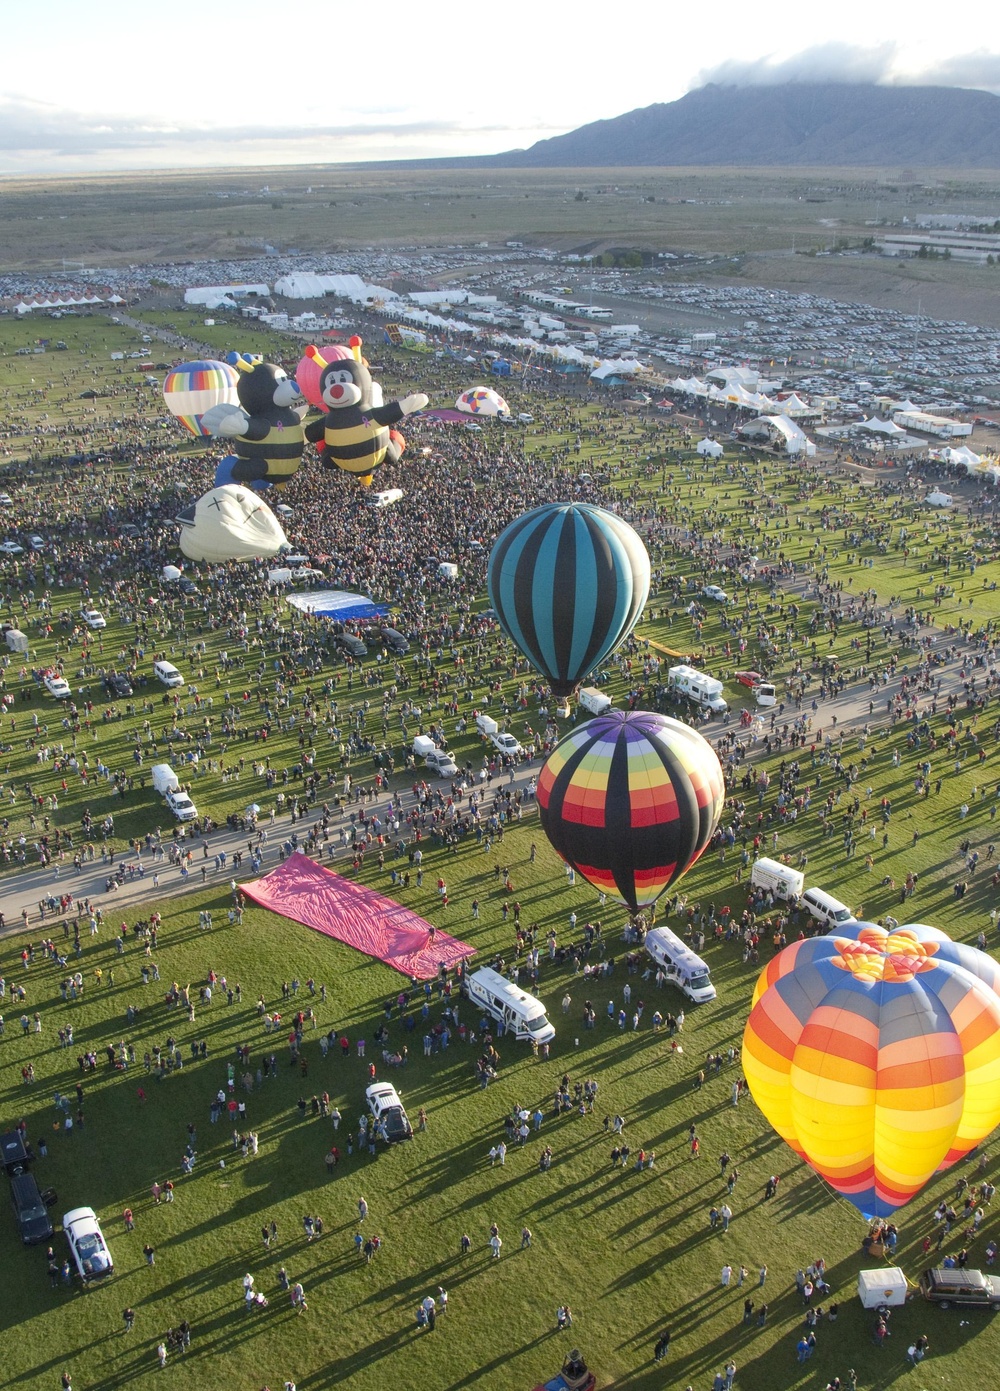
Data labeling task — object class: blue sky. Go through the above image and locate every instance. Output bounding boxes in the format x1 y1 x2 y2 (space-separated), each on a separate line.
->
1 2 998 172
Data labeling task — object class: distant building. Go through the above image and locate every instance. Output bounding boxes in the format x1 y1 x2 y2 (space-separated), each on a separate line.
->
876 231 1000 264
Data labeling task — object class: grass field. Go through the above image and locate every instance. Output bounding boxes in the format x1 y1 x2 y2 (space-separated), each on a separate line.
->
2 308 1000 1391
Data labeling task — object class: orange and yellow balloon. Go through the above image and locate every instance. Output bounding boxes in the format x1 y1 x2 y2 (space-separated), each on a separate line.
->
742 921 1000 1218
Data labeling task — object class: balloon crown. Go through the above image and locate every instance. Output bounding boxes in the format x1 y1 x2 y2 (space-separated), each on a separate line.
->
305 338 363 369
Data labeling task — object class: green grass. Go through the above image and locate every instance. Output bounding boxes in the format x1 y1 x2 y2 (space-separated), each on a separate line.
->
2 307 1000 1389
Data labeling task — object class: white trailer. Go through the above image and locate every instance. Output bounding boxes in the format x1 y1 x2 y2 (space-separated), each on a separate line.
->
667 664 728 714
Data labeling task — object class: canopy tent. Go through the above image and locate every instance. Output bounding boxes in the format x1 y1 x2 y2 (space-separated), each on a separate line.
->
696 438 724 457
590 358 643 382
285 589 388 620
942 444 982 469
184 284 269 305
738 413 816 456
858 417 906 436
243 853 475 979
776 393 815 417
273 272 398 303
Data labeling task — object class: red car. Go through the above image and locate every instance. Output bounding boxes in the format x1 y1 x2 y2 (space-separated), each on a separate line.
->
735 670 764 689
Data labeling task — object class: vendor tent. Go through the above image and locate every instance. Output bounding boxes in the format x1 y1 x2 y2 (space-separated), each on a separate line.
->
696 438 724 457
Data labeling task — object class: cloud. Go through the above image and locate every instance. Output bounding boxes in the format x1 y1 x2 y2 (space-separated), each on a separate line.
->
0 93 561 169
694 42 1000 94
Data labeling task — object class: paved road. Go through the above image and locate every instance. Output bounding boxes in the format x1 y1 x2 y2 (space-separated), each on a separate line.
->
1 593 976 947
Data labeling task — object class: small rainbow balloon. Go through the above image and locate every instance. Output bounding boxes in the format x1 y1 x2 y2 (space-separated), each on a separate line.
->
163 359 240 436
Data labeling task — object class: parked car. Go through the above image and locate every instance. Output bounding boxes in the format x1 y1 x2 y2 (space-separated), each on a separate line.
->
334 632 367 659
379 626 410 654
103 673 134 698
10 1171 54 1245
491 732 523 758
165 788 198 822
25 534 44 551
365 1082 413 1142
64 1206 114 1280
735 670 764 689
178 578 198 596
702 584 728 602
80 608 106 629
918 1267 1000 1310
43 671 71 699
0 540 24 555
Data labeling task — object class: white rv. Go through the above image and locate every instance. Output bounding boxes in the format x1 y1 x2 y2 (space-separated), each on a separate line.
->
644 926 716 1003
667 664 728 715
578 687 613 716
463 967 555 1043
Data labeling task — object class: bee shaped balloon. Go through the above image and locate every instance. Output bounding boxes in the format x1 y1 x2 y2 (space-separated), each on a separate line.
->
202 353 307 492
303 337 427 487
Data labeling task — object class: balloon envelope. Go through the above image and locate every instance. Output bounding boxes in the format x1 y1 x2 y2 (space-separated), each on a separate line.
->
295 345 354 409
742 922 1000 1219
487 502 650 698
457 386 509 416
176 485 288 563
163 360 240 436
537 710 725 913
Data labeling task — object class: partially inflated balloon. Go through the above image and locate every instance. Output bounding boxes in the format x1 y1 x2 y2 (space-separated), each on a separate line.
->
296 345 355 410
163 360 240 436
742 922 1000 1220
487 503 650 699
537 710 724 914
457 386 509 416
176 485 288 563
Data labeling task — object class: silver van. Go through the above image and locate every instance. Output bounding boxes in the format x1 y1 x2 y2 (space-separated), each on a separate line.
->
801 886 856 930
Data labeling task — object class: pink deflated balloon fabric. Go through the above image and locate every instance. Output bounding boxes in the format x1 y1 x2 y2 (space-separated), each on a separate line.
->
243 853 475 980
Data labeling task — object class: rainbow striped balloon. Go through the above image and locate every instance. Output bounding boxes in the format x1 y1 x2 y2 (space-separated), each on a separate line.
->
742 922 1000 1219
163 359 240 437
537 710 725 914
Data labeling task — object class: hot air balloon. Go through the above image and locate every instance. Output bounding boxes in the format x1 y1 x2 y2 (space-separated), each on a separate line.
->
487 503 650 699
457 386 509 416
295 343 355 410
175 485 289 563
162 360 240 437
742 922 1000 1220
536 710 725 915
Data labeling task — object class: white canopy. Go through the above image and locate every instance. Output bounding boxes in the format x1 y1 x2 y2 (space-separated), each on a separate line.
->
859 417 906 436
697 438 724 457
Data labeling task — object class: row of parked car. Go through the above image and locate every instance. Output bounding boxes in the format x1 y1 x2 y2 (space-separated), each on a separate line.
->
3 1131 113 1280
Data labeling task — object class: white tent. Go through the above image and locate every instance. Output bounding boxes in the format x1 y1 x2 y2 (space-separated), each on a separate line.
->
739 413 816 456
590 359 643 381
778 393 814 417
184 284 269 306
858 417 906 437
944 444 981 469
696 438 724 457
273 272 397 304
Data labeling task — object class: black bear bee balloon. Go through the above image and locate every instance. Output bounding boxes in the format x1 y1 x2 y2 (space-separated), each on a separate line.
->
303 338 427 487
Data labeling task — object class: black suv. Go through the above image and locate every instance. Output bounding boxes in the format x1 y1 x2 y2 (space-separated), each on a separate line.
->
334 632 367 659
10 1171 54 1245
379 627 410 655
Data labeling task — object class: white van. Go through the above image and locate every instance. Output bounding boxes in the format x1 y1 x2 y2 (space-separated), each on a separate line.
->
754 682 777 708
644 926 717 1003
750 857 804 902
151 763 180 796
463 967 555 1043
153 659 184 688
579 686 613 716
801 886 856 930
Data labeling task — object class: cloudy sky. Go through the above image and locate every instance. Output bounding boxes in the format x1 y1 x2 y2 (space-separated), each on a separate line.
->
2 1 999 173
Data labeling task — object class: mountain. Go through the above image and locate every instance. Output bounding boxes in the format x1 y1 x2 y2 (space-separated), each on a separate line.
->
481 83 1000 168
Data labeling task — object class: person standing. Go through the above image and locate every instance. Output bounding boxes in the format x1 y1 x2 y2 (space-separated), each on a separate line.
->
490 1232 502 1259
357 1197 368 1224
724 1359 737 1390
122 1308 135 1333
157 1341 167 1368
721 1265 732 1287
654 1329 671 1361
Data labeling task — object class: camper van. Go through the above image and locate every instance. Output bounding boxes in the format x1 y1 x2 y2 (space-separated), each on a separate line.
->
666 664 728 715
578 687 613 716
643 926 717 1003
463 967 556 1043
750 857 804 902
153 659 184 688
801 886 856 930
